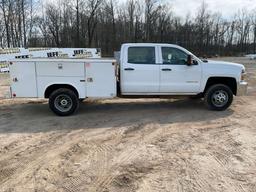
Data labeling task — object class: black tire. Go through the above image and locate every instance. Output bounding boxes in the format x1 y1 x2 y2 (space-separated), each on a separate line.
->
49 88 79 116
204 84 233 111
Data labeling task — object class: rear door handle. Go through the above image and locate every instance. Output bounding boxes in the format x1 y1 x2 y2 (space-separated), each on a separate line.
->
124 68 135 71
162 68 172 71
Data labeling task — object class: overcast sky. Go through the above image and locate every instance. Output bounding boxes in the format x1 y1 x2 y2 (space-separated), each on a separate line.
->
167 0 256 19
43 0 256 19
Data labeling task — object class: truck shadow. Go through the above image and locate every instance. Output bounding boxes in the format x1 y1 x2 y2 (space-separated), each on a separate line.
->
0 99 234 133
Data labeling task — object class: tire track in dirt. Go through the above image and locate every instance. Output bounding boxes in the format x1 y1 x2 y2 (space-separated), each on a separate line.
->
0 167 17 184
145 119 251 192
0 140 54 185
56 128 123 191
198 134 247 191
0 111 126 190
188 123 249 192
93 147 143 192
0 131 77 189
47 128 125 192
89 122 165 192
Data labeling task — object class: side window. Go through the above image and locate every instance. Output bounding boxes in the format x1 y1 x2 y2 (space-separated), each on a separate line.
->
162 47 188 65
128 47 155 64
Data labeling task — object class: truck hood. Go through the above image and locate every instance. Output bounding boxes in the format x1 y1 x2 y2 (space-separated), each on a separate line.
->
205 60 244 69
206 60 245 71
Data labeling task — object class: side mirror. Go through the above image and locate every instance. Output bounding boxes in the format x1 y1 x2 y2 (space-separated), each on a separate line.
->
187 55 193 66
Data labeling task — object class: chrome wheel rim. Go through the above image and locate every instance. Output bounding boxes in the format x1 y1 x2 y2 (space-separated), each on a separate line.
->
211 90 228 107
54 94 73 112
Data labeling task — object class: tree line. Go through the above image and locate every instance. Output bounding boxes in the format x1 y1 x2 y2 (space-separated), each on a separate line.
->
0 0 256 56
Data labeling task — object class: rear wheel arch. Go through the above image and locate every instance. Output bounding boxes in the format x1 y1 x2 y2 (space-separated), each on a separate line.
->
44 84 79 98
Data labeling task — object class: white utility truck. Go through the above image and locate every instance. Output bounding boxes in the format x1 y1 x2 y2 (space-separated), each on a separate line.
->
9 43 248 116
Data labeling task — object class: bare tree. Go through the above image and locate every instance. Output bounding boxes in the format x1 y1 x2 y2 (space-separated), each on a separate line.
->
75 0 80 47
0 0 11 47
251 10 256 53
0 0 256 55
236 9 251 52
86 0 102 47
46 4 62 46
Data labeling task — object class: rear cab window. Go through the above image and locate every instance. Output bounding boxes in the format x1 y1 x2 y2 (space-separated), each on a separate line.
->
128 47 155 64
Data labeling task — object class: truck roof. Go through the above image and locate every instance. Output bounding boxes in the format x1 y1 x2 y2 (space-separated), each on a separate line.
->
10 58 116 63
121 43 183 48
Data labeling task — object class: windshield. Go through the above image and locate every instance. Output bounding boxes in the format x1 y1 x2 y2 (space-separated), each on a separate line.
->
180 47 203 63
185 49 202 63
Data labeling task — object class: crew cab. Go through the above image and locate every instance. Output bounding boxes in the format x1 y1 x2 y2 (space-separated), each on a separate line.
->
9 43 248 116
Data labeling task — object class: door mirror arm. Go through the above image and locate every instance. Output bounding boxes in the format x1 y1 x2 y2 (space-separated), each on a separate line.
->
186 55 193 66
193 60 199 65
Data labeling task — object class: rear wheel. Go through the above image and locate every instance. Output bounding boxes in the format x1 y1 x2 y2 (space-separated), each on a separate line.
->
49 88 79 116
204 84 233 111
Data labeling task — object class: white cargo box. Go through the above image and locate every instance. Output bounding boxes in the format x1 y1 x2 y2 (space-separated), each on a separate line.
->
9 59 117 99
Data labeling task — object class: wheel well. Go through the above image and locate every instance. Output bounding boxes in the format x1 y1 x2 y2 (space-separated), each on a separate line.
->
204 77 237 95
44 84 79 98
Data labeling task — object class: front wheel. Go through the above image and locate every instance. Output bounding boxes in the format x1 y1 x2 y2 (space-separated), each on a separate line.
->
49 88 79 116
204 84 233 111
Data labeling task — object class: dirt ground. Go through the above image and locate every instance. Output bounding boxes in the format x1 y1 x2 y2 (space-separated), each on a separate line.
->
0 57 256 192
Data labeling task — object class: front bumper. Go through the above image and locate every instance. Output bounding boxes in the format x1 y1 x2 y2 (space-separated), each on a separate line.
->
237 81 248 96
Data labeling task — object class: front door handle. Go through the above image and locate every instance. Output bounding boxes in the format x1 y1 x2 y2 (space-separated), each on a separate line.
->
124 68 135 71
162 68 172 71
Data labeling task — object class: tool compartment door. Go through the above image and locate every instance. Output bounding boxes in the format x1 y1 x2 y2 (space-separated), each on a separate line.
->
35 61 86 98
85 62 116 98
36 61 84 77
10 61 37 97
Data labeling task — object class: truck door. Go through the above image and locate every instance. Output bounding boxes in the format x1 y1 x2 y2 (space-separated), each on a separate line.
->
159 46 202 93
120 46 160 94
10 61 38 97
